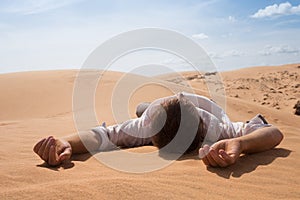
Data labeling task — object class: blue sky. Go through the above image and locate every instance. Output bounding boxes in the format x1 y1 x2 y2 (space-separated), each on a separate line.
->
0 0 300 74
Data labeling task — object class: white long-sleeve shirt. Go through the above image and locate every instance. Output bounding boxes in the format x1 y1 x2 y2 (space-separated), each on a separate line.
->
92 92 270 151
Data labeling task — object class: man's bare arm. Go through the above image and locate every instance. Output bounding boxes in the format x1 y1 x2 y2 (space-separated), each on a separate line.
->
240 126 283 154
199 126 284 167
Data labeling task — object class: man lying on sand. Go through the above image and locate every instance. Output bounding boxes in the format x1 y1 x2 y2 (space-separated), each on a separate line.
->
33 92 283 168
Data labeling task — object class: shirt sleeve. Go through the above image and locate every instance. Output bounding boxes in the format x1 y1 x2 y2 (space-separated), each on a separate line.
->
91 117 153 151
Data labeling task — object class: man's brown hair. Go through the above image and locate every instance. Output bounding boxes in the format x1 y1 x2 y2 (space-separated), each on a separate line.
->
151 97 206 154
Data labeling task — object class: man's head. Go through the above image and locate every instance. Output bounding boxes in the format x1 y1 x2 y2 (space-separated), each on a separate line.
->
151 96 206 154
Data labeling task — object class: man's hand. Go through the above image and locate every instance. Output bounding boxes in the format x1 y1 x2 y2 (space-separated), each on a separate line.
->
199 138 243 167
33 136 72 166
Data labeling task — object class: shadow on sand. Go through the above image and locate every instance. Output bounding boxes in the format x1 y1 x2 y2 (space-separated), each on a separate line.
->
36 153 92 171
206 148 291 179
36 148 290 175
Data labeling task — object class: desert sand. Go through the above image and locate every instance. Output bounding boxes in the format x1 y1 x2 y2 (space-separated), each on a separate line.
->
0 64 299 199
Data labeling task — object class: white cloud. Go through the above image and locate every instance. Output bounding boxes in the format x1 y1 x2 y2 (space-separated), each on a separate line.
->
259 45 300 56
228 16 236 22
209 50 245 59
192 33 209 40
2 0 82 15
161 57 190 66
251 2 300 18
221 33 233 38
223 50 244 57
208 52 221 59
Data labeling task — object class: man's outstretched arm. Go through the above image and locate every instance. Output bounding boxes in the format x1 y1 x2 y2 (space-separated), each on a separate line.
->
33 117 152 166
199 126 284 167
33 131 101 166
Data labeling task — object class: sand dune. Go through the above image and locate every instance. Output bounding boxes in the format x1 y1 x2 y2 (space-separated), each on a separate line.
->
0 64 299 199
